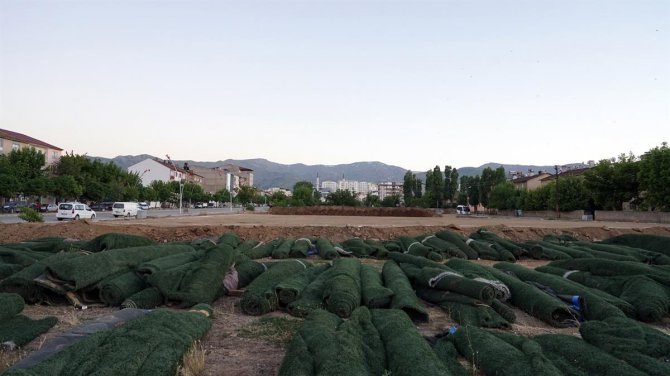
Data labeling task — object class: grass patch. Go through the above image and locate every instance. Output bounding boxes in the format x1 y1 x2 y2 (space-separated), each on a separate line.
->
238 316 301 346
176 340 205 376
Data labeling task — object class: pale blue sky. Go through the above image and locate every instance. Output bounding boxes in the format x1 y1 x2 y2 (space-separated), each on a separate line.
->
1 0 668 170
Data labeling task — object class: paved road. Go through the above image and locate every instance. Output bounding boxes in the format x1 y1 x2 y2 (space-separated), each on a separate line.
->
0 206 266 224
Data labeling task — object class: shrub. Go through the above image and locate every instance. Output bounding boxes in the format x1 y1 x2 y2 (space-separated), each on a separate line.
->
18 207 44 223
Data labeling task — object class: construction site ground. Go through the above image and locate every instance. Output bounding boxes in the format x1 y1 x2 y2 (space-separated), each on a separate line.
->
2 211 669 375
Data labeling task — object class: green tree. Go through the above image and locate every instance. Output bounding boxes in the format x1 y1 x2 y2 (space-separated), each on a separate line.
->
479 166 506 208
444 166 459 204
363 193 381 207
268 191 289 207
326 189 360 206
425 165 444 208
213 188 231 204
638 142 670 211
459 175 480 209
381 195 400 207
547 177 590 211
51 175 83 201
489 182 520 210
520 185 552 211
403 171 415 206
0 174 20 200
292 181 316 206
583 154 639 210
236 186 257 205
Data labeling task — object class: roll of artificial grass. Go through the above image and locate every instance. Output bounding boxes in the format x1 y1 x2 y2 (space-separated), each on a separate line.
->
449 325 562 376
315 237 339 260
323 258 362 318
290 238 313 258
275 263 330 305
371 308 450 376
470 228 524 258
360 264 393 309
415 287 511 328
434 229 479 259
415 266 496 302
602 233 670 256
121 287 164 309
241 259 311 316
533 333 647 376
2 308 212 376
418 234 468 259
243 238 282 259
46 244 194 291
381 260 428 323
82 233 155 252
287 266 335 318
97 271 147 306
396 236 443 262
272 238 294 259
363 239 390 258
431 337 469 376
233 239 260 254
217 232 241 248
135 250 204 280
341 238 375 258
0 292 24 321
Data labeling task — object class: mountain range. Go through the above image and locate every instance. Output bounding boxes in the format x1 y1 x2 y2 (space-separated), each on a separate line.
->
88 154 586 189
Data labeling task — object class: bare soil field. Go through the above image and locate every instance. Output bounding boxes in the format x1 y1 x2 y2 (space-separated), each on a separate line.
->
2 212 670 375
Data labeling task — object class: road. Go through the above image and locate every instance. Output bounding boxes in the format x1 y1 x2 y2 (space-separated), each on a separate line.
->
0 206 267 224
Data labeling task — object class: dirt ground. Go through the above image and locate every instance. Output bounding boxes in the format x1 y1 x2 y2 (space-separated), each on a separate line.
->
3 212 670 375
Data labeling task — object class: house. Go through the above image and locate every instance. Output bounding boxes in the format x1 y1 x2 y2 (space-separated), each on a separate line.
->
127 158 204 187
512 173 551 191
378 182 403 200
540 167 592 186
190 164 254 194
0 128 63 165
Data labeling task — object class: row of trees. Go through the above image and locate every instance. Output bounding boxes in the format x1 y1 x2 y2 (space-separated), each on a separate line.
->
0 149 268 207
403 165 460 208
458 143 670 212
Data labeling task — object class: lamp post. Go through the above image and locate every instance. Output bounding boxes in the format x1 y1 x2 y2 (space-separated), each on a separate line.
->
554 165 560 219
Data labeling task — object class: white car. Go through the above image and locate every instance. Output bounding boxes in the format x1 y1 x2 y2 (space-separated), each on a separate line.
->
56 202 96 221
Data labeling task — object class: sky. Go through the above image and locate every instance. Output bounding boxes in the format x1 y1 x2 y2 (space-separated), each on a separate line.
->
1 0 668 171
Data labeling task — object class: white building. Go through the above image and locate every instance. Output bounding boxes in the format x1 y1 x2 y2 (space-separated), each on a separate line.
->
378 182 403 200
127 158 203 187
320 180 338 193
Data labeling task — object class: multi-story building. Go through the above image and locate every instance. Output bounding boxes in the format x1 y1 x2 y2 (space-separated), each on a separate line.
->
320 180 338 193
0 128 62 166
127 158 204 187
378 181 403 200
190 164 254 194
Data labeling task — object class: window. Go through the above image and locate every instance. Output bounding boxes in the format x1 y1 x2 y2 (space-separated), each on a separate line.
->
0 139 3 152
12 142 19 151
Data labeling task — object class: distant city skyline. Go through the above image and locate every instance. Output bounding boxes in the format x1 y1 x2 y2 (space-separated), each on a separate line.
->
1 1 668 171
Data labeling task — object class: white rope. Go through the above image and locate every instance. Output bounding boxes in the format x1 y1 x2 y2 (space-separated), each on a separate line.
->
428 271 463 287
405 242 422 253
421 235 436 244
252 241 265 249
296 238 312 245
261 263 268 272
294 259 307 269
473 277 511 301
334 246 352 255
563 270 579 279
465 239 475 245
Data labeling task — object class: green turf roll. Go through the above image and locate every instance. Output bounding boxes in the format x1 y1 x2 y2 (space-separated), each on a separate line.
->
360 264 393 308
121 287 164 309
371 309 450 376
396 236 443 262
435 229 479 259
2 308 212 376
243 238 282 259
217 232 241 248
415 266 496 302
82 233 155 252
241 260 312 316
98 271 147 306
315 237 339 260
287 266 335 318
272 238 294 259
432 337 468 376
470 228 525 258
382 260 428 323
0 292 25 321
418 234 468 259
323 258 361 318
275 263 330 305
602 233 670 256
0 315 58 349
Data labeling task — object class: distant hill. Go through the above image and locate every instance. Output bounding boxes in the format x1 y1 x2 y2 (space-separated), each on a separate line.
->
88 155 587 189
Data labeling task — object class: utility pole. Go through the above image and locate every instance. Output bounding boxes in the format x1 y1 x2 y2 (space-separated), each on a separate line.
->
554 165 560 219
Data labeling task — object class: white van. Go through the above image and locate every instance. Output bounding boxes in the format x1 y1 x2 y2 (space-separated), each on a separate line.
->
112 202 140 217
57 202 96 221
456 205 471 215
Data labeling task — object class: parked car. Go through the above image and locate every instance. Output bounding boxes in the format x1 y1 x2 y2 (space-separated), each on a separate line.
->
112 202 140 217
90 202 114 211
456 205 471 215
56 202 96 221
2 201 29 213
138 202 149 210
195 202 205 208
40 203 58 212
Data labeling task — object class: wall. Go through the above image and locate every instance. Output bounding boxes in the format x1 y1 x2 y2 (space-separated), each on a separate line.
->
594 210 670 224
497 209 584 220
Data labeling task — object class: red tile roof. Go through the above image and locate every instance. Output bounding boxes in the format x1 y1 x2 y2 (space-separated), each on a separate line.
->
512 173 550 183
0 128 62 151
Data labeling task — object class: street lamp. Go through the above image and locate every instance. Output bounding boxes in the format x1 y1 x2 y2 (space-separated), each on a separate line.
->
554 165 560 219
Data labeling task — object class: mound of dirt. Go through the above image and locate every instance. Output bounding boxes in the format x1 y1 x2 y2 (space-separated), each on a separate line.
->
269 206 438 217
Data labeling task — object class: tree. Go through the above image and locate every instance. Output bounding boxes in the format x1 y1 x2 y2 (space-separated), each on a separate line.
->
479 166 506 208
51 175 83 201
403 171 415 206
363 193 381 207
268 191 289 207
424 165 444 208
547 177 590 211
292 181 316 206
489 182 520 210
236 186 257 205
520 185 552 211
444 166 459 204
583 154 639 210
213 188 231 204
459 175 480 209
326 189 360 206
638 142 670 211
381 195 400 207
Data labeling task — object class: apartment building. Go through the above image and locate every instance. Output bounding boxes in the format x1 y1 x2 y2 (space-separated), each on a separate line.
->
190 164 254 194
0 128 62 165
127 158 204 187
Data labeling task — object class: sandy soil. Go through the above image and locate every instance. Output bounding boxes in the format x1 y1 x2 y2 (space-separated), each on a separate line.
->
2 212 670 375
